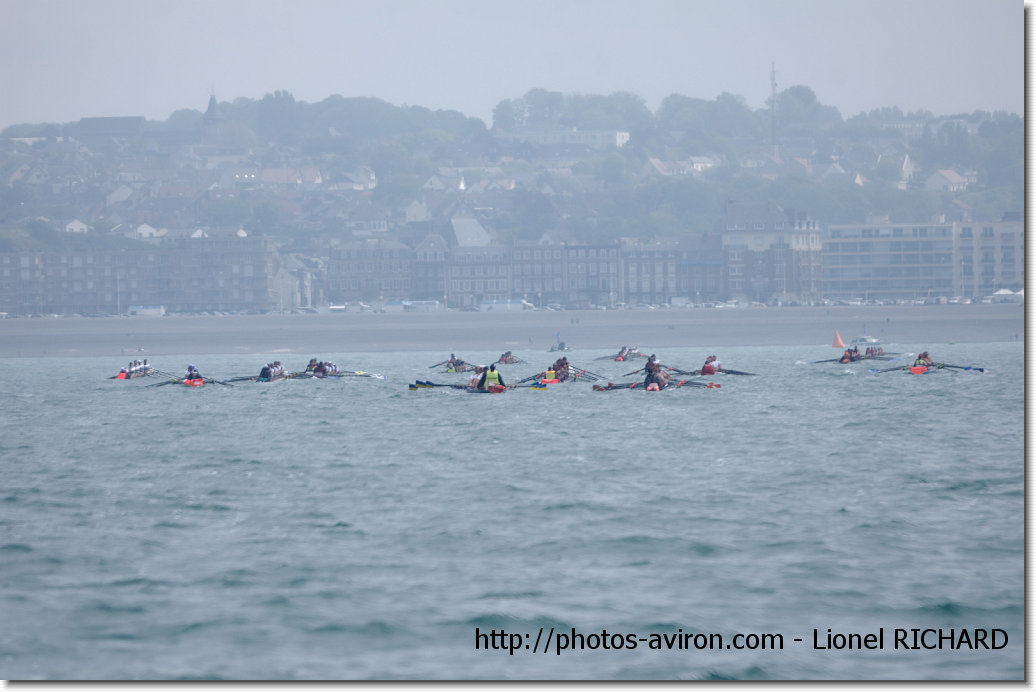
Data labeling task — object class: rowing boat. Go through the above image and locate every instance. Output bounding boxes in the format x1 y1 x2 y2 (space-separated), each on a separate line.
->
592 379 720 392
466 384 507 394
113 367 156 380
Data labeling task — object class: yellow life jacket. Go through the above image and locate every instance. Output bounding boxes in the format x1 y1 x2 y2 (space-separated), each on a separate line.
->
483 370 500 386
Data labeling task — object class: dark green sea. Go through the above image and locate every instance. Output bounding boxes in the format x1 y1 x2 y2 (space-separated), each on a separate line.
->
0 342 1023 680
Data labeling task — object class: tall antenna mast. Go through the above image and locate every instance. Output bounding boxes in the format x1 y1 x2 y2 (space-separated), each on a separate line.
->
770 62 778 160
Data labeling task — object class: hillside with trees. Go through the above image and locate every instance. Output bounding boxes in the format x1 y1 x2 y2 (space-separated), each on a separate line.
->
0 84 1022 251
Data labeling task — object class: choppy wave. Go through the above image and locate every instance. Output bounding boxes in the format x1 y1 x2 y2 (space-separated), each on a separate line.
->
0 342 1023 680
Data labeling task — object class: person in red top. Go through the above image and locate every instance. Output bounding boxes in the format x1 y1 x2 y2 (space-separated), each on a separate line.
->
700 355 718 375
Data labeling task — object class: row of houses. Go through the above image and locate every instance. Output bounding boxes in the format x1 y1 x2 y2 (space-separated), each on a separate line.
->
1 205 1021 316
4 109 989 245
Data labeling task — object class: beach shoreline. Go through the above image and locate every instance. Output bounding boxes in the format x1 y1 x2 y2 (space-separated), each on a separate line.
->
0 303 1023 359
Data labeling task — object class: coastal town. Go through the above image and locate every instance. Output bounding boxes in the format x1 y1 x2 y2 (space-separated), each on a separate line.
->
0 94 1023 317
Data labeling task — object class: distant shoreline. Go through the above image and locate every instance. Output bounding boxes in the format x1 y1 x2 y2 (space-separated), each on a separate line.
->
0 303 1023 359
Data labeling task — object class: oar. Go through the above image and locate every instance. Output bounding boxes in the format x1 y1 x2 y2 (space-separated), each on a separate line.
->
569 365 606 379
935 363 985 373
428 360 448 369
145 378 181 387
226 375 260 382
808 358 842 364
204 377 235 387
869 364 912 374
564 365 599 381
664 379 718 389
153 368 183 380
592 381 640 391
718 368 757 376
623 366 647 376
516 371 546 384
416 380 468 389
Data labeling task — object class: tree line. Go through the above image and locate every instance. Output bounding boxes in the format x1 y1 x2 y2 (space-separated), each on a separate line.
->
0 85 1023 247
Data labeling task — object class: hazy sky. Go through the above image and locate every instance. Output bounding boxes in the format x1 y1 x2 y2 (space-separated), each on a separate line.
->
0 0 1024 131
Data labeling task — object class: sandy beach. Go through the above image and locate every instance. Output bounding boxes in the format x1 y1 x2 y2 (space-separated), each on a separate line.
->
0 303 1024 358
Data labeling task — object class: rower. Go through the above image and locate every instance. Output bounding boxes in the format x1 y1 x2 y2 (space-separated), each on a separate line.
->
258 363 273 381
478 364 504 389
700 355 718 375
644 361 665 389
915 351 934 366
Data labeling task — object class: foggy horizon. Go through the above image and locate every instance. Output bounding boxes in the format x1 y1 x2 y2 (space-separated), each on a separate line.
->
0 0 1024 132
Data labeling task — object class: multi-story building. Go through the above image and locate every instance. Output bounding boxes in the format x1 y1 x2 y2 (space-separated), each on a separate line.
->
621 240 681 305
563 242 623 307
510 241 566 306
159 233 280 313
674 236 724 303
445 245 512 308
722 201 822 303
1 213 1020 315
411 234 449 302
823 216 957 301
955 214 1024 297
0 232 279 315
327 238 412 302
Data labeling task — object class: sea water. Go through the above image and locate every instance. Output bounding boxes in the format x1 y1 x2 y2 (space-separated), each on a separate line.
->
0 343 1023 680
